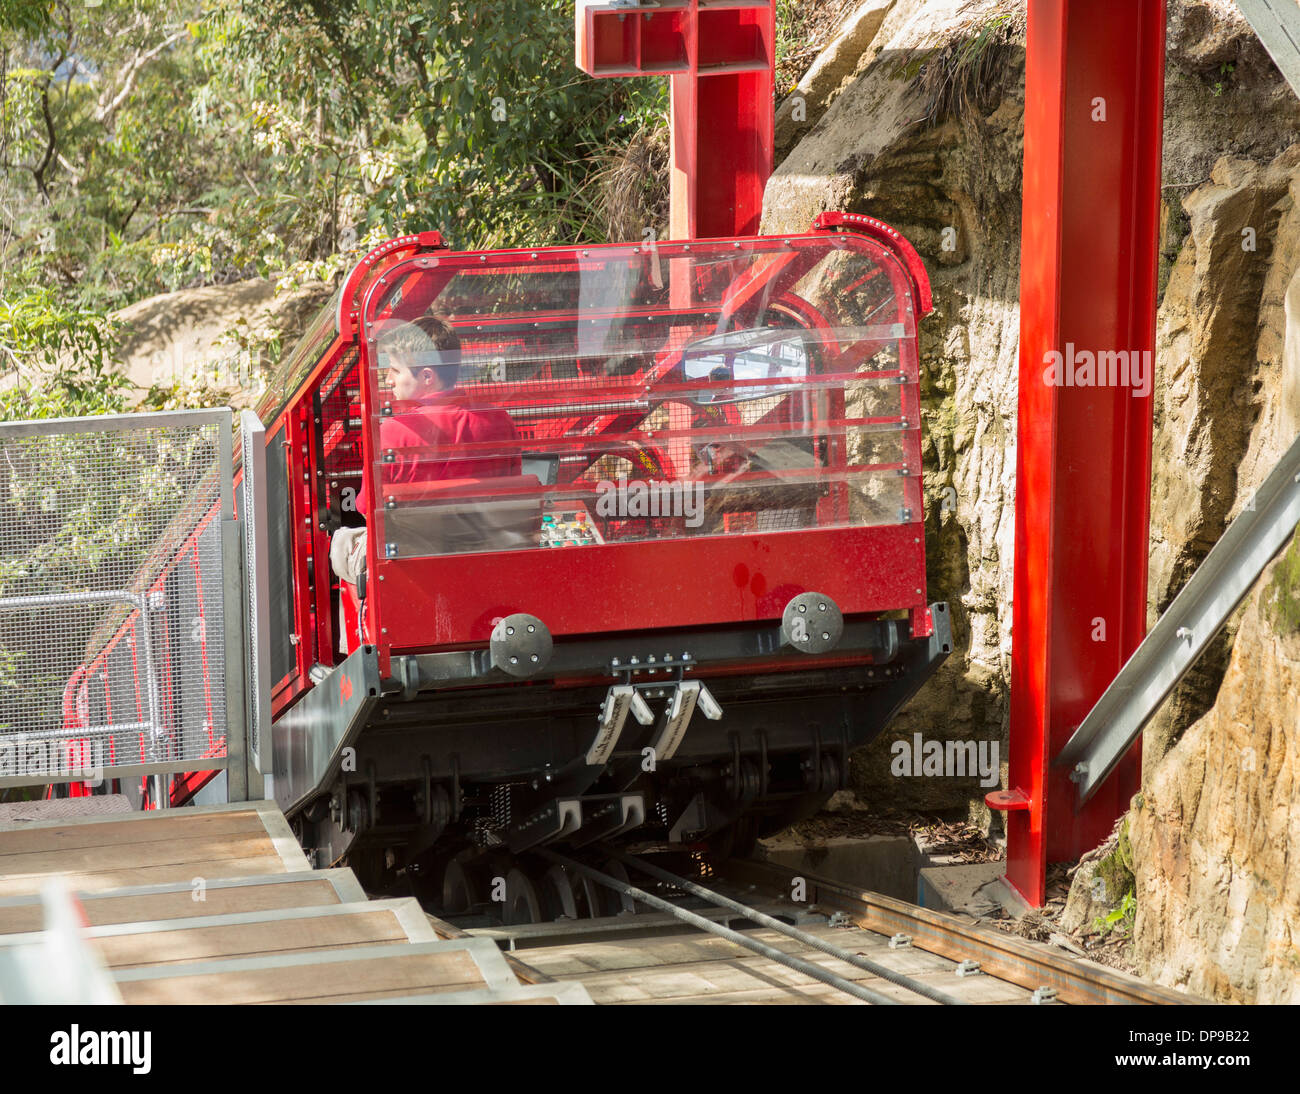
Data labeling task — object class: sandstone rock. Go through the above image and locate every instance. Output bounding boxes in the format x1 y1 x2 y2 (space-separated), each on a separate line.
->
114 278 335 407
771 1 1300 1000
115 279 275 396
1071 139 1300 1003
774 0 897 161
1144 148 1299 766
766 0 1024 813
767 0 1300 826
1129 589 1300 1004
1059 818 1133 935
1122 131 1300 1002
1162 0 1300 188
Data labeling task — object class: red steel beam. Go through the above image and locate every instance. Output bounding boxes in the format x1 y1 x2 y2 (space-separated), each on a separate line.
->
575 1 775 240
991 0 1167 906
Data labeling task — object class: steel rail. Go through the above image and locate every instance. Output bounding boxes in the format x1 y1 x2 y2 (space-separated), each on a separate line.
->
722 858 1200 1005
534 848 901 1005
599 843 968 1005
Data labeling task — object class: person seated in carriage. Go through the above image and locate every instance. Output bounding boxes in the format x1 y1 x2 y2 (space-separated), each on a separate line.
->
329 313 522 586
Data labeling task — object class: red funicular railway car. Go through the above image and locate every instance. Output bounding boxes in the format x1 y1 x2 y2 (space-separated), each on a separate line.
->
66 219 951 906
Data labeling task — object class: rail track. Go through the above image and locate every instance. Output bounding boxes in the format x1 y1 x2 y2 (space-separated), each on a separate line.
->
422 850 1196 1006
0 799 1200 1005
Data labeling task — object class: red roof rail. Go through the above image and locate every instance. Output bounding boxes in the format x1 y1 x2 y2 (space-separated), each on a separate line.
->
337 230 450 338
811 211 932 315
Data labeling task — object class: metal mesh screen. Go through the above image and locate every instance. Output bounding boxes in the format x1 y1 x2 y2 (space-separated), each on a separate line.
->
0 411 233 787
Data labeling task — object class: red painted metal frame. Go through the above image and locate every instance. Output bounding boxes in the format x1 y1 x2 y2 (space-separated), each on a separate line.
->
59 220 937 806
253 234 453 714
377 525 927 652
575 1 775 240
993 0 1166 906
811 212 933 314
58 507 229 808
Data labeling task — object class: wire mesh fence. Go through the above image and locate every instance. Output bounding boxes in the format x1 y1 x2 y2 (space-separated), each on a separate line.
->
0 411 235 790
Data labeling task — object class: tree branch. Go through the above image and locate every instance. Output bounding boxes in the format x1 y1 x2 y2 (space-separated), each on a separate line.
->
93 28 187 128
31 75 57 206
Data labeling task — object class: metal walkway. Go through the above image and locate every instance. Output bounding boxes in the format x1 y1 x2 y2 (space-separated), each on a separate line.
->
0 799 589 1004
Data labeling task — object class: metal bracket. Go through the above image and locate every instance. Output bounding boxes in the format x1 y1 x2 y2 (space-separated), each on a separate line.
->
586 685 653 766
506 798 582 853
490 613 553 678
571 793 647 847
395 656 420 702
647 680 722 762
781 591 844 654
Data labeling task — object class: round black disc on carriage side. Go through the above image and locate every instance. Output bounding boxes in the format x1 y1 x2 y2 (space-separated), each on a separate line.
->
781 592 843 654
490 613 553 677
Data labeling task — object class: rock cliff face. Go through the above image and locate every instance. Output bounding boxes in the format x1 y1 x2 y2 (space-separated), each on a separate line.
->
1130 143 1300 1003
1130 576 1300 1003
114 278 333 406
764 0 1300 998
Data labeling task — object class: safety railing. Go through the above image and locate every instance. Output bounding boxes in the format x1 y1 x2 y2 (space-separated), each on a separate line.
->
0 409 263 803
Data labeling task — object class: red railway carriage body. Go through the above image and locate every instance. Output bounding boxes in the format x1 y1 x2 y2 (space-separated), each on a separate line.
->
257 221 950 880
62 220 951 885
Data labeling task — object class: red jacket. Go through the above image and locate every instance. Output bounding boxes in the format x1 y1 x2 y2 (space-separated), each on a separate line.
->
357 393 521 514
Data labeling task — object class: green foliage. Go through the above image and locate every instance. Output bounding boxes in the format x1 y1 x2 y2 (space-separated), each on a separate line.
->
0 287 117 371
200 0 667 254
903 2 1023 128
1265 527 1300 635
774 0 815 94
1094 891 1136 937
0 1 48 35
1213 61 1235 98
1090 816 1137 936
1 0 669 412
0 287 129 419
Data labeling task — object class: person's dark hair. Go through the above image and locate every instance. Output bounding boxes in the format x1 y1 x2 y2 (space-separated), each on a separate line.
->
378 312 462 388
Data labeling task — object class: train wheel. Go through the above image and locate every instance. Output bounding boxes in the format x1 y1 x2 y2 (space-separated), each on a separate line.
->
440 858 479 915
575 876 605 919
707 814 760 864
502 867 542 925
599 858 638 916
346 847 391 894
540 864 579 921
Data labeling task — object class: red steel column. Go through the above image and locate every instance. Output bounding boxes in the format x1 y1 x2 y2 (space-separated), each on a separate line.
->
669 2 774 240
991 0 1167 906
575 1 775 241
